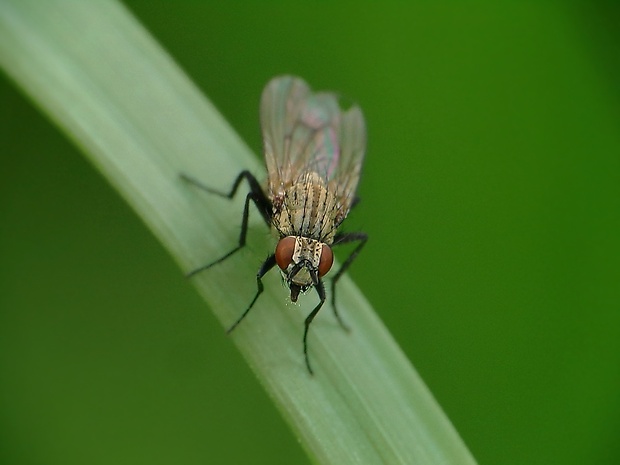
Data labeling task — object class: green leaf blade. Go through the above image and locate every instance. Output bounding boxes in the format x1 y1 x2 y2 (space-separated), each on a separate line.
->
0 1 477 464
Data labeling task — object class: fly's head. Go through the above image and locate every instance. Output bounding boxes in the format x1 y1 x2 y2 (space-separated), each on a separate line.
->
274 236 333 302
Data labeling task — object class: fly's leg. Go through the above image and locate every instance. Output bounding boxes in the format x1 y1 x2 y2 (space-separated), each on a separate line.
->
304 276 327 375
304 233 367 374
185 191 253 277
181 171 271 224
181 171 272 276
227 254 276 333
330 232 368 331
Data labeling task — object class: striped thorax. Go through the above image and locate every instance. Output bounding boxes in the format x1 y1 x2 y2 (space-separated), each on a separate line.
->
272 172 337 299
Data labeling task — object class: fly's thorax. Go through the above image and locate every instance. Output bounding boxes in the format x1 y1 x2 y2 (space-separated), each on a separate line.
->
274 235 334 288
271 171 340 243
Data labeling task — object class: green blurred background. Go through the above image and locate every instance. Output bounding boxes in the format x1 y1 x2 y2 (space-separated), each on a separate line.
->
2 2 619 464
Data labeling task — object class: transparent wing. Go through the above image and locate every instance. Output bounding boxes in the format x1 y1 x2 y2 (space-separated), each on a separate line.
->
260 75 366 215
332 104 366 216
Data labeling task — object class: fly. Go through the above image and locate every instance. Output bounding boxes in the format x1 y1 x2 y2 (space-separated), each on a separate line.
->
182 75 368 374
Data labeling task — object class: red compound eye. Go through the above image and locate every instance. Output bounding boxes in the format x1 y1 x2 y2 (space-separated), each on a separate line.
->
275 236 296 271
318 244 333 277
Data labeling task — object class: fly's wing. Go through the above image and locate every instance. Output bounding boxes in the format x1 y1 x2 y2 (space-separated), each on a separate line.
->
331 103 366 220
261 75 366 221
260 76 342 199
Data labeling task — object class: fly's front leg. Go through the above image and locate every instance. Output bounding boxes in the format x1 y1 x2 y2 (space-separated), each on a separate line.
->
330 232 368 331
227 254 277 333
181 171 272 276
304 277 327 375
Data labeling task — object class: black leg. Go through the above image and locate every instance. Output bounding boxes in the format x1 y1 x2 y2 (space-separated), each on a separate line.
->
186 191 253 277
181 171 272 225
227 254 277 333
303 278 327 375
181 171 273 277
330 232 368 331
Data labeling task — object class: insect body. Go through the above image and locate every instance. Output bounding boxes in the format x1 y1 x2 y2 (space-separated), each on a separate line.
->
182 76 367 374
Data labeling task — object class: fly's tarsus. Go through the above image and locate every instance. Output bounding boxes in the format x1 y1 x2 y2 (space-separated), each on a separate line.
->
304 279 327 375
226 254 277 334
330 231 369 331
